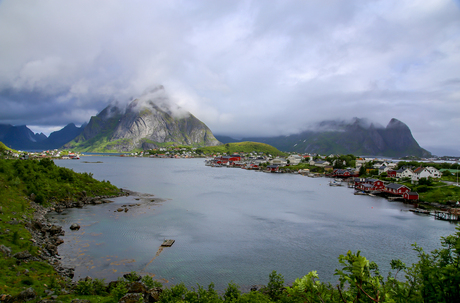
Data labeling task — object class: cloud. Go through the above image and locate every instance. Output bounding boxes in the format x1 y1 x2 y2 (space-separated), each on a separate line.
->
0 0 459 152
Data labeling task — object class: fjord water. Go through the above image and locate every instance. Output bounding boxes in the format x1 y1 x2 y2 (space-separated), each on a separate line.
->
51 157 456 290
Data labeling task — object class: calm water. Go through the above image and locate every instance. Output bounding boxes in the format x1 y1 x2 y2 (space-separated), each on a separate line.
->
49 157 457 290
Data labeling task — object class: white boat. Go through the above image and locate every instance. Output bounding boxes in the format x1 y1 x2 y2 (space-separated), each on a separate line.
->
329 180 343 186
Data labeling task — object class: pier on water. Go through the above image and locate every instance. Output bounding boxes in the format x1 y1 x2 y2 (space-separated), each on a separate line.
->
434 209 460 221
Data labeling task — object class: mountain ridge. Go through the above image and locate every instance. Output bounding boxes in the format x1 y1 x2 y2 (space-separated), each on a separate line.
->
216 118 431 157
0 123 84 150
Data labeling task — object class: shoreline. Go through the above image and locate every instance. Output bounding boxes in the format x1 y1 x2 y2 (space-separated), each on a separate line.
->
25 188 132 282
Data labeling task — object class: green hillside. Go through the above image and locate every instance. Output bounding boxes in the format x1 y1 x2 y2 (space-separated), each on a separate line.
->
0 141 15 153
196 141 287 157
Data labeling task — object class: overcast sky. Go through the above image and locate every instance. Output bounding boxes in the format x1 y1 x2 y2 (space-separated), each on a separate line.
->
0 0 459 155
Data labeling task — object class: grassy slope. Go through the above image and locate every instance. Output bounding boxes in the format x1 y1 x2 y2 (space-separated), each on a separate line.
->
0 156 120 300
197 141 287 157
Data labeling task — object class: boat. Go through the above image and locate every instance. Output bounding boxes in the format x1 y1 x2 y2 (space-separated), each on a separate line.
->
329 180 343 186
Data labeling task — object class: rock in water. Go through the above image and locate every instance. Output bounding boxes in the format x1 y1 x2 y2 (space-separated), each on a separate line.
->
70 223 80 230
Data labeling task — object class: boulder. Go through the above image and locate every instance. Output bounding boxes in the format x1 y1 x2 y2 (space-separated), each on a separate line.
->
145 287 163 302
127 281 146 294
71 299 91 303
15 287 36 301
117 208 124 212
49 225 63 235
70 223 80 231
118 293 144 303
13 250 32 260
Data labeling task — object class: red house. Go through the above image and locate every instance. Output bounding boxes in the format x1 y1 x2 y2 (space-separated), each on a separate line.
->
215 154 242 164
266 165 280 173
387 170 397 178
403 192 419 201
384 183 411 196
333 169 359 178
356 179 385 192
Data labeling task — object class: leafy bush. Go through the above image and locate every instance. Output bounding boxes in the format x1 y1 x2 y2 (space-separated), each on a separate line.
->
266 270 285 301
111 278 128 301
75 279 93 295
223 282 240 302
140 275 162 289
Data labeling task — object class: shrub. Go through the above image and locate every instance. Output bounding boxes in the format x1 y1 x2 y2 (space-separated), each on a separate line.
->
111 278 128 301
223 282 240 302
75 279 93 295
266 270 285 301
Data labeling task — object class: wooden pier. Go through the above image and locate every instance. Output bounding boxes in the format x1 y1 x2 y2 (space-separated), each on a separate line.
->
434 209 460 221
409 208 432 215
161 239 175 247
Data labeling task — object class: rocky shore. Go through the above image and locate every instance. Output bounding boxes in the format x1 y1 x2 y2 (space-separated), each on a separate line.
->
23 189 131 280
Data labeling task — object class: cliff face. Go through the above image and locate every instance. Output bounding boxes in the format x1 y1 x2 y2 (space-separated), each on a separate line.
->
65 89 220 152
240 118 431 157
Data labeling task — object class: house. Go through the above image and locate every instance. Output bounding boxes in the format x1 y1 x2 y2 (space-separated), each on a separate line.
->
313 160 330 167
271 157 287 166
384 183 411 196
387 170 397 178
396 168 414 179
378 165 390 175
403 192 419 201
287 154 303 165
355 179 385 192
266 164 280 173
411 166 441 182
333 169 359 178
215 154 242 164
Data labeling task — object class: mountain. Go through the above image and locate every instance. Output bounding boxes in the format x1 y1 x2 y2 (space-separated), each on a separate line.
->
221 118 431 158
65 87 221 152
0 123 85 150
43 123 86 149
0 124 47 150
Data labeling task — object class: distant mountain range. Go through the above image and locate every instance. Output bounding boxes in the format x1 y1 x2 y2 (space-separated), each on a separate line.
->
0 102 432 157
0 123 84 151
216 118 432 158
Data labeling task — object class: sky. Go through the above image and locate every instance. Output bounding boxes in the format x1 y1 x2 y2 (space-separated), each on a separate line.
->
0 0 459 155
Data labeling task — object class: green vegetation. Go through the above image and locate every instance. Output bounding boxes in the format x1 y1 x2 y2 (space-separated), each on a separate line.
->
0 158 119 205
0 141 15 153
195 141 287 157
2 146 460 301
0 156 121 301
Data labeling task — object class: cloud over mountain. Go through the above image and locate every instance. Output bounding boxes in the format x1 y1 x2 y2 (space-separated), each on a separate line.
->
0 0 459 154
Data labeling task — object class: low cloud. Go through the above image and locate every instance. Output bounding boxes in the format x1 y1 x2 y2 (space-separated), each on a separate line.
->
0 0 458 152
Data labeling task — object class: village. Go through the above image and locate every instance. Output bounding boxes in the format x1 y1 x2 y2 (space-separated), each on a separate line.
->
205 153 460 221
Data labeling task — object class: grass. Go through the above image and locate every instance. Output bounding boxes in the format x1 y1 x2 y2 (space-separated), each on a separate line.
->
196 141 287 157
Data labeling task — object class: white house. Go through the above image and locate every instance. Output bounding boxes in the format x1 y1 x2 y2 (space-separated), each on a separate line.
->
312 160 330 168
411 166 441 182
287 154 303 165
396 168 414 179
270 157 288 166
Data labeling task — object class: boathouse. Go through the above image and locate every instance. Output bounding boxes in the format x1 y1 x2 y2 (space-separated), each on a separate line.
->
384 183 411 196
403 191 419 201
355 179 385 192
266 164 280 173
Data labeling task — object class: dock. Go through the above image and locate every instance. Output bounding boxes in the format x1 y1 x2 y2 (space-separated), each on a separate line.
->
434 209 460 221
161 239 175 247
409 208 432 215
